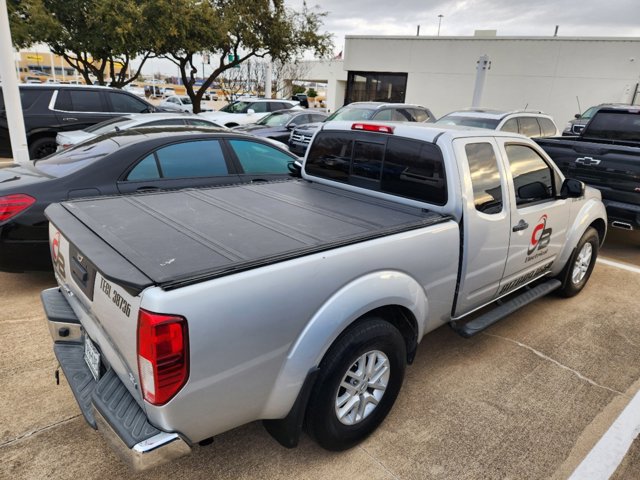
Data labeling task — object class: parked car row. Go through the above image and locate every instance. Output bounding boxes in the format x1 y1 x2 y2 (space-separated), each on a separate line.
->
0 128 302 271
0 84 161 159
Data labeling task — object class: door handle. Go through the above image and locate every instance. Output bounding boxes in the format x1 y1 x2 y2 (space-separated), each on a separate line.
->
512 219 529 232
63 117 78 121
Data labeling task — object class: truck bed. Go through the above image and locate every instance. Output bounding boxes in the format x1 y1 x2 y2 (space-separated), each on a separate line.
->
48 180 449 291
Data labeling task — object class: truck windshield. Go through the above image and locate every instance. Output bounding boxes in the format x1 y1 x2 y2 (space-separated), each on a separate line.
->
585 112 640 142
34 139 119 177
435 115 500 129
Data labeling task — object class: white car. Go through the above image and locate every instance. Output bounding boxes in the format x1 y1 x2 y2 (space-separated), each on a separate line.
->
160 95 197 113
200 98 302 127
55 113 224 150
161 87 176 98
436 109 560 138
123 84 146 98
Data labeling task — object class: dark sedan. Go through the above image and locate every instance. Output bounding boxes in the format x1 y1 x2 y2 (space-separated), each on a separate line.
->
0 127 301 271
232 110 328 145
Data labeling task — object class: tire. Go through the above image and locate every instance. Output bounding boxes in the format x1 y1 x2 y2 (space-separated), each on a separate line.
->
305 318 406 451
29 137 58 159
558 227 599 297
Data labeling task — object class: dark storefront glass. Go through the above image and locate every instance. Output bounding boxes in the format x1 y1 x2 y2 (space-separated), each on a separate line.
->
345 72 408 104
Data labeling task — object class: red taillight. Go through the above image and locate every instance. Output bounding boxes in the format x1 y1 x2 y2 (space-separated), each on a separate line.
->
0 194 36 222
351 123 395 134
137 309 189 406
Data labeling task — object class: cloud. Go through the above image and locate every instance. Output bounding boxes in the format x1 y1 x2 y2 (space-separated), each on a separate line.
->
288 0 640 51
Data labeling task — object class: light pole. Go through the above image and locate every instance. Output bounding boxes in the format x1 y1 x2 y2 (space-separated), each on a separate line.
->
437 14 444 36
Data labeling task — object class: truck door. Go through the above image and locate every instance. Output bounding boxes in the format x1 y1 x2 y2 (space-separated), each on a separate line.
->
452 138 511 317
497 140 570 295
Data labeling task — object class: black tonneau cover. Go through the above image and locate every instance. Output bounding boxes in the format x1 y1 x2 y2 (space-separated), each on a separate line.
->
55 181 449 290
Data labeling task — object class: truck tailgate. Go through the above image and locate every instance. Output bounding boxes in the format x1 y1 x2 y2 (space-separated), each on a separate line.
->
48 180 449 290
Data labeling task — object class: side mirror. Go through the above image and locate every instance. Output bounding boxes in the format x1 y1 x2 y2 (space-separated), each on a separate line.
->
247 108 255 115
518 181 548 201
287 159 302 177
286 123 297 130
560 178 585 199
574 113 581 119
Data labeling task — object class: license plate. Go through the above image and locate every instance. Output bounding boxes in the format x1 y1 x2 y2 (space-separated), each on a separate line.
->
84 335 101 381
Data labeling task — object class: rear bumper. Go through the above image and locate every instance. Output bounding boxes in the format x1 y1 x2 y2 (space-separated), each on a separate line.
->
42 288 191 470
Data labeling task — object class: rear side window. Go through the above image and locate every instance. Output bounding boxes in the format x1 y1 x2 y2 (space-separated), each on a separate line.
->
538 117 557 136
127 140 228 180
55 90 103 112
500 118 519 133
518 117 541 137
411 109 430 122
127 154 160 180
228 140 293 174
249 102 268 113
505 144 554 206
306 132 447 205
305 132 353 181
382 137 446 204
0 90 44 111
465 143 503 214
109 92 149 113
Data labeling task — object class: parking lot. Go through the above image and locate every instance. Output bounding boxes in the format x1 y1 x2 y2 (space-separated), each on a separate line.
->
0 220 638 478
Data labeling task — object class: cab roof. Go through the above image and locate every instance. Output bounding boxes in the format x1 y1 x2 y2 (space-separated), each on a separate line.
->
320 120 528 143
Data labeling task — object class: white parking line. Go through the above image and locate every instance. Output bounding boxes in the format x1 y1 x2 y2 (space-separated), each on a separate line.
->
566 255 640 479
597 257 640 275
568 389 640 480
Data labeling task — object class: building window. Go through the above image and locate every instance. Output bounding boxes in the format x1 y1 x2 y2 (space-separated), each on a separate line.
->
345 72 407 104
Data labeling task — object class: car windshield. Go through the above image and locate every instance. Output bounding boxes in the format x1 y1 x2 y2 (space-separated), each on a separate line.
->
34 138 119 177
219 101 252 114
325 107 375 121
581 106 598 119
257 112 295 126
436 115 500 129
84 116 133 134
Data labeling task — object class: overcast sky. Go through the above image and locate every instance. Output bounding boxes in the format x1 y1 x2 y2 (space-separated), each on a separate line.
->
286 0 640 54
138 0 640 75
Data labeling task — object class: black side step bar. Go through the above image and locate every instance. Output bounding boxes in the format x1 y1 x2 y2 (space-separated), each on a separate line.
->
450 279 562 338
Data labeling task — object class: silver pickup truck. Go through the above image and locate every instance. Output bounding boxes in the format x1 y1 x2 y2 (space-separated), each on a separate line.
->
42 121 607 470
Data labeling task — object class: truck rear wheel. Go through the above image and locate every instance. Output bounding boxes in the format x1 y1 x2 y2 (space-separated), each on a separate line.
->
558 227 599 297
305 318 406 451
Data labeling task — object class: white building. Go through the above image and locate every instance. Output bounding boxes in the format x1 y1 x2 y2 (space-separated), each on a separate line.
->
297 34 640 126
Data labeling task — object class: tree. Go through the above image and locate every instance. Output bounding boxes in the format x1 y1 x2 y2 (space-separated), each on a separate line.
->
292 84 307 96
306 87 318 98
9 0 160 87
156 0 333 112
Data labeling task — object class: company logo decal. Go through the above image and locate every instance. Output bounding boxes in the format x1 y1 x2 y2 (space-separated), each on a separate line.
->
52 231 66 279
527 214 552 257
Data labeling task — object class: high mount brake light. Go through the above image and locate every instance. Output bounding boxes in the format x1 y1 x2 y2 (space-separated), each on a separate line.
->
0 194 36 222
351 123 395 134
137 309 189 406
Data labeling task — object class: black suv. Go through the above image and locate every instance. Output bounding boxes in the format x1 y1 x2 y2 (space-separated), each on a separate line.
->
0 84 159 159
289 102 436 155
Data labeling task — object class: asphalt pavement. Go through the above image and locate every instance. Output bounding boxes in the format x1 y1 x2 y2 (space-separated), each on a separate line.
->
1 229 639 479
